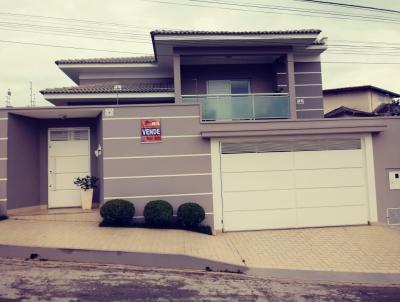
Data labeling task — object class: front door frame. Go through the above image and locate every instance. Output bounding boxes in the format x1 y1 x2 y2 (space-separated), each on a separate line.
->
47 127 91 208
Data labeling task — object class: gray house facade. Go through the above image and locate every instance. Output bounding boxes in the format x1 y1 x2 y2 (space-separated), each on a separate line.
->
1 30 400 232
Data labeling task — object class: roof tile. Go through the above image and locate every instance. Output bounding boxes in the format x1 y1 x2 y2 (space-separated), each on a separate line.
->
55 56 155 65
151 29 321 36
41 82 174 95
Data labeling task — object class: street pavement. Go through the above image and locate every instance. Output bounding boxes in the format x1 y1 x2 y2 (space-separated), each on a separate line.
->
0 258 399 302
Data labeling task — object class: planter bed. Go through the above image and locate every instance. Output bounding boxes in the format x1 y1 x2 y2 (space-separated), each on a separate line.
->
99 221 212 235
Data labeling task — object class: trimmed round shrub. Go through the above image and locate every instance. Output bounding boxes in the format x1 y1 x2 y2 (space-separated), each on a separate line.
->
177 202 205 228
100 199 135 226
143 200 173 227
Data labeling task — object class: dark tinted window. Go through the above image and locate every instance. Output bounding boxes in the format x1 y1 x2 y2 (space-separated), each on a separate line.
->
231 80 250 94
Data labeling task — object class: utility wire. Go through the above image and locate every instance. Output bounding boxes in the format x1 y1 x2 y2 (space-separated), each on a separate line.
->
143 0 400 24
1 39 399 65
293 0 400 15
0 39 149 55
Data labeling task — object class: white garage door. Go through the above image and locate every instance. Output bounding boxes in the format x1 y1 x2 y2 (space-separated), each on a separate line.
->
221 139 369 231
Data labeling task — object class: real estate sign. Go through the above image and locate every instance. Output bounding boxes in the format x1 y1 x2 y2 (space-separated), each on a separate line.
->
140 118 161 143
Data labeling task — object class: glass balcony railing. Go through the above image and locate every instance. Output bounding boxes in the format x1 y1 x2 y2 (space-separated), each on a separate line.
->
181 93 290 121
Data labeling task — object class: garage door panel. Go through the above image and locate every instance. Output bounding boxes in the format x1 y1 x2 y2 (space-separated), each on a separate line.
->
295 168 365 188
297 205 368 228
222 170 294 191
221 152 293 173
296 187 367 208
224 209 297 231
294 150 363 170
223 190 296 211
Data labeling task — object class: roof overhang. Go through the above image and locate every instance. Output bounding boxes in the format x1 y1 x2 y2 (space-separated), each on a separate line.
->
152 32 326 66
200 118 387 138
42 92 175 106
57 63 166 84
8 107 102 119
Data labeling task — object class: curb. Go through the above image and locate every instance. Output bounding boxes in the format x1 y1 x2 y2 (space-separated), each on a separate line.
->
0 244 245 273
247 267 400 286
1 244 399 285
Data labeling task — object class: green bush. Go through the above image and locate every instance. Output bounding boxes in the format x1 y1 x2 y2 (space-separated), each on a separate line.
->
143 200 173 227
100 199 135 226
177 203 205 228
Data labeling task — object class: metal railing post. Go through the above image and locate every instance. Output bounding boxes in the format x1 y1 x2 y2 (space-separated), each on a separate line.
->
252 94 255 120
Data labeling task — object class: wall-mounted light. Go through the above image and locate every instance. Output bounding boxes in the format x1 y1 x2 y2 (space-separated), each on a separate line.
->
94 144 102 157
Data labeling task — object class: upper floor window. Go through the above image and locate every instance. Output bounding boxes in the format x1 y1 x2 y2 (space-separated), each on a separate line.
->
207 80 250 95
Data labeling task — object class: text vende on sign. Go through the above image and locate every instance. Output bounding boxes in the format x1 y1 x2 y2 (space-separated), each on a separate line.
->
140 118 161 143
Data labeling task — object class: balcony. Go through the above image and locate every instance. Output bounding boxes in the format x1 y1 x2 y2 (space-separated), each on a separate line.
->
181 93 290 121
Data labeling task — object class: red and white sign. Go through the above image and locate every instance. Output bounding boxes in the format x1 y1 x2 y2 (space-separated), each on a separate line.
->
140 119 161 143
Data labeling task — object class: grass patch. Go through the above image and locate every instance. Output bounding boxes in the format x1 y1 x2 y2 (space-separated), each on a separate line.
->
99 221 212 235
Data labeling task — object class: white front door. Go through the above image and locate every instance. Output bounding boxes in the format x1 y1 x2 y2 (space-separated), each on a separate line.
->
48 128 90 208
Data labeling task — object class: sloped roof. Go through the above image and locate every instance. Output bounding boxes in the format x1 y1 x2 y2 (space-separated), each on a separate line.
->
151 29 321 36
55 56 155 65
41 82 174 95
323 85 400 97
325 106 375 118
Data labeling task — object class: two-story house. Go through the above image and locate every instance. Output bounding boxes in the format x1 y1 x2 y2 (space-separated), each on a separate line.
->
1 30 400 233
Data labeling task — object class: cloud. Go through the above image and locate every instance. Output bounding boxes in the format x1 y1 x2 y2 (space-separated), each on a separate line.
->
0 0 398 107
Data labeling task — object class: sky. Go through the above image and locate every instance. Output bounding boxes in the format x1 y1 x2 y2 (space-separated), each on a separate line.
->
0 0 399 107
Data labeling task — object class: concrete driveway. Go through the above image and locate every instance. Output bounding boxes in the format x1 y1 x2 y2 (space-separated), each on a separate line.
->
0 213 399 283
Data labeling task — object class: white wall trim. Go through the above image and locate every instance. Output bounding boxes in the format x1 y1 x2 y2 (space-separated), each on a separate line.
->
294 71 321 74
0 138 8 141
104 153 211 160
0 178 7 181
0 118 8 121
296 108 324 112
103 116 199 121
363 134 378 222
211 139 223 231
104 173 211 180
59 63 158 69
104 192 213 200
295 96 323 99
103 135 201 140
295 84 323 87
155 33 318 41
0 198 7 202
276 72 287 75
0 158 7 161
43 92 175 100
277 84 288 87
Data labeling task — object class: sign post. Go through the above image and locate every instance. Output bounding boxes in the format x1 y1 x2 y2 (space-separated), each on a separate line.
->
140 119 161 143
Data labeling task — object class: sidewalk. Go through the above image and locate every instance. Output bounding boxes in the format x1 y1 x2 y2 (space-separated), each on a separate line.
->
1 214 400 283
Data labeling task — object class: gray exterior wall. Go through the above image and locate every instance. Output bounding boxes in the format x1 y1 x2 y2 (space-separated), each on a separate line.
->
293 61 324 119
79 78 173 86
0 111 7 213
102 104 213 227
181 64 277 95
96 114 104 205
7 114 41 210
371 117 400 223
3 114 100 209
38 118 100 205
